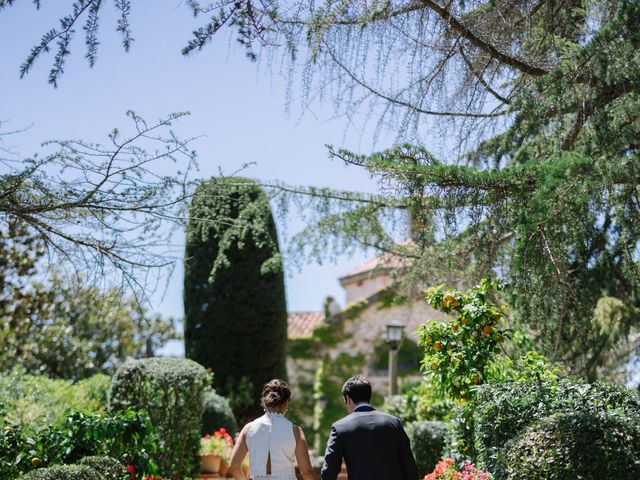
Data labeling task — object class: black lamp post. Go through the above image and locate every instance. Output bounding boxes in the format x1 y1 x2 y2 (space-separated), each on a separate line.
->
386 323 405 396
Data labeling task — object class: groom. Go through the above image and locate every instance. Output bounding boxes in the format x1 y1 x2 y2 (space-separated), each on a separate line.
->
321 375 419 480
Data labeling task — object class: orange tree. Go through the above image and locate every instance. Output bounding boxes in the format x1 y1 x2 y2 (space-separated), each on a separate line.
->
417 279 509 400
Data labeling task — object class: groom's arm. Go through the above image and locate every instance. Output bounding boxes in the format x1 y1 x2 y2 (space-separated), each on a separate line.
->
321 425 343 480
397 419 419 480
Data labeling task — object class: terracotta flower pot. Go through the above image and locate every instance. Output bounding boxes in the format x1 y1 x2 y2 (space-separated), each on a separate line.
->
201 454 222 474
218 457 228 477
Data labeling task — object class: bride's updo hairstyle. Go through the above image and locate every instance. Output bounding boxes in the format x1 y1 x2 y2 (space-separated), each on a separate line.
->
261 379 291 410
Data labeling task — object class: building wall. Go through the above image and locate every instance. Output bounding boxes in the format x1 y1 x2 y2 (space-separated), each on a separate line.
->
342 275 394 304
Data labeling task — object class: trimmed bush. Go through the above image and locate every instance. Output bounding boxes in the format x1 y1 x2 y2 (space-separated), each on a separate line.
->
78 456 126 480
498 412 640 479
472 379 640 472
184 177 288 421
202 389 237 436
22 465 101 480
408 421 449 476
109 357 210 478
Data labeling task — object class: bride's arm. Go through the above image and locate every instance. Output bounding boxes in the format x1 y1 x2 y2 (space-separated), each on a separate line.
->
229 423 251 480
294 425 318 480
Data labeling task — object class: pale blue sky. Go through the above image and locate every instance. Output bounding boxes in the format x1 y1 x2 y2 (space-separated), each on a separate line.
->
0 2 397 353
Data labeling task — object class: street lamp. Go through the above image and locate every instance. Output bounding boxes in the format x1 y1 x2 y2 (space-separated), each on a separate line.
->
386 323 405 396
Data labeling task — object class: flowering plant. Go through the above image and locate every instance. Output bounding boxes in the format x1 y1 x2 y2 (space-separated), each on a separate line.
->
200 427 234 456
125 464 164 480
425 458 492 480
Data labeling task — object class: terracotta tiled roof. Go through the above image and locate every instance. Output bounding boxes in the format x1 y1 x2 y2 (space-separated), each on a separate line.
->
287 311 324 338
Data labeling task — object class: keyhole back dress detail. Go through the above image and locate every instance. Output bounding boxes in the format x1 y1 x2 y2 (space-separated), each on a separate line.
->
246 411 297 479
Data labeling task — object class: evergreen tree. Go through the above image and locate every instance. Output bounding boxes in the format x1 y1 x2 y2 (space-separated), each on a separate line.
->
10 1 640 378
184 177 287 420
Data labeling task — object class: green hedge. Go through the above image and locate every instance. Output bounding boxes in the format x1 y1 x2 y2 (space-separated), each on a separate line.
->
407 421 449 476
472 379 640 473
22 465 101 480
0 368 109 431
109 357 210 478
184 177 287 421
498 412 640 479
202 389 237 436
78 456 126 480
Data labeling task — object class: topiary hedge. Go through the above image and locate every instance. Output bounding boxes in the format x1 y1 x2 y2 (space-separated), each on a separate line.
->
109 357 210 479
202 389 237 436
497 411 640 479
407 421 449 476
78 456 126 480
22 465 101 480
184 177 287 421
472 379 640 473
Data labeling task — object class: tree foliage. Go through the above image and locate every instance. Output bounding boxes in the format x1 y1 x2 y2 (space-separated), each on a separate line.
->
0 219 176 380
0 111 197 298
184 177 287 421
7 1 640 378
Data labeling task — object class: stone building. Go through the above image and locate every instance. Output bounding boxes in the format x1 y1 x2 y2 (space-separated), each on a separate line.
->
286 249 443 440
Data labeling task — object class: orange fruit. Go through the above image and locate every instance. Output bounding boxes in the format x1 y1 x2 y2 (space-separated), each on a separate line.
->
434 341 442 351
431 362 438 369
483 325 493 335
452 299 461 308
460 317 469 325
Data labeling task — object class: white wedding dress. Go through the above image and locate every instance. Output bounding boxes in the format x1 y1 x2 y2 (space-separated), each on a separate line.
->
246 411 297 479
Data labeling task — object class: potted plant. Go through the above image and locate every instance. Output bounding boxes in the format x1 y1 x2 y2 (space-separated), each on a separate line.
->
200 428 233 474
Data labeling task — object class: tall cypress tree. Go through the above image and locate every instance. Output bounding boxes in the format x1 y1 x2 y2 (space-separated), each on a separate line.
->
184 177 287 421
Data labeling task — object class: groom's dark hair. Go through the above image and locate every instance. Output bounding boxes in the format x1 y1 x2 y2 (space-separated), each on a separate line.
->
342 375 372 403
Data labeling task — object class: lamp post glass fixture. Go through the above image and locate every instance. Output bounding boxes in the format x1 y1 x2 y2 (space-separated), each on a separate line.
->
386 323 405 396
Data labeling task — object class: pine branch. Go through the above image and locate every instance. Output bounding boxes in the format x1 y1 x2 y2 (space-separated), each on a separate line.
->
419 0 549 77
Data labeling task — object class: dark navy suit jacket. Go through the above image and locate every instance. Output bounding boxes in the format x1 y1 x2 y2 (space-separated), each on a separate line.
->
321 405 419 480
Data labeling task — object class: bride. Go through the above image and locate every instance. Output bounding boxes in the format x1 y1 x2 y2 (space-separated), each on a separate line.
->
229 379 317 480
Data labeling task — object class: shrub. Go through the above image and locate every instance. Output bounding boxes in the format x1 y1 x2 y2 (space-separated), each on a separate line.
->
109 357 210 478
472 379 640 472
497 412 640 479
22 464 101 480
408 421 449 476
383 395 416 423
0 368 109 431
0 409 156 478
202 389 237 436
184 177 288 421
78 456 126 480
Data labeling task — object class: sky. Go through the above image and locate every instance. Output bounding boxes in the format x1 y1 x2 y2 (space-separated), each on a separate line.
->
0 2 399 355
